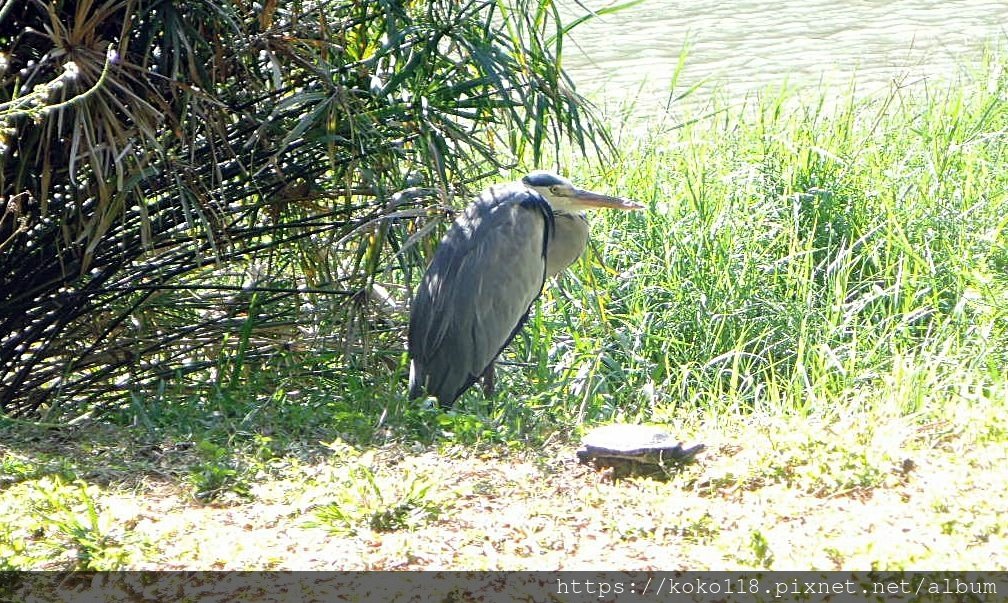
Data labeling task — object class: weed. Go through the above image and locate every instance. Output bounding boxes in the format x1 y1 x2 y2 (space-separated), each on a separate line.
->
749 529 775 568
314 466 442 536
21 477 145 570
188 440 251 502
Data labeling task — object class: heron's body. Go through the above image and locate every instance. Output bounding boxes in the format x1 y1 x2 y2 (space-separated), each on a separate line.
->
408 172 641 408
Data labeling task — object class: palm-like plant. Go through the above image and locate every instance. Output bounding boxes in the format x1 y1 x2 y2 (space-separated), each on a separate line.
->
0 0 610 417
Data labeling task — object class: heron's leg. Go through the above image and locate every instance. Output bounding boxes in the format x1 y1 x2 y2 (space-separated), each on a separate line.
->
481 360 496 399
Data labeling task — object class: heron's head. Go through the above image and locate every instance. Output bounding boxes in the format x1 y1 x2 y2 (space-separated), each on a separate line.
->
521 171 643 213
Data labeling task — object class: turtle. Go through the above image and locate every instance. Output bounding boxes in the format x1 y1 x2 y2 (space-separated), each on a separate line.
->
576 423 705 479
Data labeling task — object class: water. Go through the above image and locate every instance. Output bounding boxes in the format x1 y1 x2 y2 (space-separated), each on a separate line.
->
560 0 1008 111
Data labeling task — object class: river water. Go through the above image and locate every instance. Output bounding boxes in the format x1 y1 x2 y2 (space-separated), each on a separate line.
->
560 0 1008 111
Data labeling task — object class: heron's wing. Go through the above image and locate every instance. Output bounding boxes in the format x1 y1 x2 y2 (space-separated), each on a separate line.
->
409 185 553 407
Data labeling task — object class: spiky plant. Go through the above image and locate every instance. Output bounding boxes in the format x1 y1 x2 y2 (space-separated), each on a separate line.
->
0 0 610 417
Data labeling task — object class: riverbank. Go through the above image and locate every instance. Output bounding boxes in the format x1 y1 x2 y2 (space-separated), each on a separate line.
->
2 62 1006 570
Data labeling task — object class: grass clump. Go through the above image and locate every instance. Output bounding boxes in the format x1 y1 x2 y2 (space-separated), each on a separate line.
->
0 475 149 570
314 464 442 536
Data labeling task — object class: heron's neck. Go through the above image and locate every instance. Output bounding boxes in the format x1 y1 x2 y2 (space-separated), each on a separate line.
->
553 209 587 221
544 210 590 277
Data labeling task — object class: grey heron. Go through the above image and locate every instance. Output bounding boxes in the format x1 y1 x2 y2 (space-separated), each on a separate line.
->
408 171 644 409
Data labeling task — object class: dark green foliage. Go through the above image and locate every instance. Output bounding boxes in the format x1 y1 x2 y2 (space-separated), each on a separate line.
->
0 0 608 417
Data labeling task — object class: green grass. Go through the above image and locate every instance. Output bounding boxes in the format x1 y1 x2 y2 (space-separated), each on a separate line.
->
497 53 1008 434
1 53 1006 571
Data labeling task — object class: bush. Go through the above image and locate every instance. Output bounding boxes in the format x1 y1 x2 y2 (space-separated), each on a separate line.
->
0 0 608 417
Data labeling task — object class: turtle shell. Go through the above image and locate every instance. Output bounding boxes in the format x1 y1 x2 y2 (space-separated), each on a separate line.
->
576 424 705 466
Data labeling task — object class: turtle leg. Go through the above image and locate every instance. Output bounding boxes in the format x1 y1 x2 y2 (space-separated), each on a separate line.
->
481 360 496 399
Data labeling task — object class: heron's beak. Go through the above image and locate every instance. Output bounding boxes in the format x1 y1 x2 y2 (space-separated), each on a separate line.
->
571 189 644 211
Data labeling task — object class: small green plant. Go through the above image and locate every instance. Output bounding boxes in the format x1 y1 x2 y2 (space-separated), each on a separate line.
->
0 456 45 487
749 529 775 569
188 440 251 502
33 478 140 570
314 466 441 536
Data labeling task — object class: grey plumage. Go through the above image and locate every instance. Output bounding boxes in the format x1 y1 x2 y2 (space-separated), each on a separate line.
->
408 171 642 408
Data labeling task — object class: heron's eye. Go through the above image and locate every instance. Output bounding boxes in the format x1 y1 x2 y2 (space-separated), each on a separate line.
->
549 185 560 195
